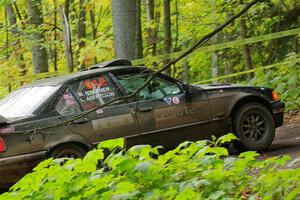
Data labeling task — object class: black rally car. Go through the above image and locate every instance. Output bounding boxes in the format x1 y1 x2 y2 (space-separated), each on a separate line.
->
0 59 284 187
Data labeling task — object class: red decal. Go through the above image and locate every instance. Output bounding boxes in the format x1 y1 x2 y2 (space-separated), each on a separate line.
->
92 79 98 87
99 76 107 87
84 80 93 90
84 76 107 90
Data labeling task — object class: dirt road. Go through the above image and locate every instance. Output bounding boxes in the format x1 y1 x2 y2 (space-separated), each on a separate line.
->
260 111 300 162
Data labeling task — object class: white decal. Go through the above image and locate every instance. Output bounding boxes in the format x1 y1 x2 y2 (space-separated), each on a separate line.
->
163 97 172 105
96 109 104 114
78 92 84 97
86 92 115 102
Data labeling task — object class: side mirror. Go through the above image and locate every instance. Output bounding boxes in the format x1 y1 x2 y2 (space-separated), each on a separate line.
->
183 84 201 102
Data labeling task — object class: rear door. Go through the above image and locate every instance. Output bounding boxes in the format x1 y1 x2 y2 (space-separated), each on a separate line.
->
112 72 212 149
55 73 141 146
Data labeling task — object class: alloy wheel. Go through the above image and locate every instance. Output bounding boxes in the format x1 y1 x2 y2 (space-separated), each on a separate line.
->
241 113 266 142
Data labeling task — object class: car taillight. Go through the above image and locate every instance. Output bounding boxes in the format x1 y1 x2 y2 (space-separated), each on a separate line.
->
0 126 15 134
272 90 280 101
0 137 7 152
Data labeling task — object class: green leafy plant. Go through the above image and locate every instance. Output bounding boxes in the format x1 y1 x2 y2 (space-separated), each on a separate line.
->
251 53 300 111
1 134 300 200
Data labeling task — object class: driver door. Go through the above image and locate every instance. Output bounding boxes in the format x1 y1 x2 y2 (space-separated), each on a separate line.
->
112 72 212 149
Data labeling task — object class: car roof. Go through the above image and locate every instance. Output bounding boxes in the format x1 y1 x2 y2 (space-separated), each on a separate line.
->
23 66 148 87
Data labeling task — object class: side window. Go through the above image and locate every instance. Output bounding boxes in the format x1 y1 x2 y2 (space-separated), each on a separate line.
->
55 88 81 116
115 73 181 101
70 74 118 111
155 76 181 96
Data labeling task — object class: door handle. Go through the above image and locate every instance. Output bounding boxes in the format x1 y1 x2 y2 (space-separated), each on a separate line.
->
139 106 153 112
73 118 89 124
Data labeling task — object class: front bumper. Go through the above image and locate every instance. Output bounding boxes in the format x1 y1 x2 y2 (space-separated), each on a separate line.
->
0 151 46 188
272 101 285 127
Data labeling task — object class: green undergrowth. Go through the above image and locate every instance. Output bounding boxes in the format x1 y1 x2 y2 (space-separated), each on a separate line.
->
250 53 300 111
1 134 300 200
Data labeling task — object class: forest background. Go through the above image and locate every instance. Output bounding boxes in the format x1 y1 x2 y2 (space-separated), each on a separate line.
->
0 0 299 110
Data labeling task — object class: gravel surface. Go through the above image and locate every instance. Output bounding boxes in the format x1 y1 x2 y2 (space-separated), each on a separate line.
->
259 112 300 164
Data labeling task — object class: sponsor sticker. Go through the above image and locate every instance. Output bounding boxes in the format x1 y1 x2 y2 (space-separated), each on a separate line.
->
63 93 75 106
163 97 172 105
96 109 104 114
0 126 15 134
172 96 180 105
77 86 115 104
84 76 108 90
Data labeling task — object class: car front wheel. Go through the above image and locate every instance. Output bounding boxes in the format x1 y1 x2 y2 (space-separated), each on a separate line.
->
233 103 275 151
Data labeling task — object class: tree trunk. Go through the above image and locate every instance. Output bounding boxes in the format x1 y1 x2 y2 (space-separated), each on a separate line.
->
111 0 137 60
211 36 219 84
211 8 219 84
89 5 97 41
135 0 143 59
224 11 234 82
60 6 74 73
89 3 98 64
64 0 74 20
163 0 172 75
53 0 58 71
13 2 25 23
64 0 70 20
239 1 253 80
78 0 86 70
153 2 161 56
174 0 179 52
182 59 189 82
240 18 254 79
5 10 12 92
5 3 26 76
145 0 156 56
25 0 49 73
63 0 74 69
293 0 299 54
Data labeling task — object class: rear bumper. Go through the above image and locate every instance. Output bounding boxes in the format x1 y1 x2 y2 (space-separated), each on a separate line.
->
271 101 285 127
0 151 46 188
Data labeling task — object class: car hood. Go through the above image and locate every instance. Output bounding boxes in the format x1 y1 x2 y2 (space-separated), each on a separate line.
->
0 115 8 125
0 115 30 127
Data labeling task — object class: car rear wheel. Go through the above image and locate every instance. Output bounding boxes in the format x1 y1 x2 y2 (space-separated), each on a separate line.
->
50 144 87 159
233 103 275 151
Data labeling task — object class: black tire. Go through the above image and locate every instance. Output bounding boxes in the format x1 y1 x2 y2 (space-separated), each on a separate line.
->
233 103 275 151
50 144 87 159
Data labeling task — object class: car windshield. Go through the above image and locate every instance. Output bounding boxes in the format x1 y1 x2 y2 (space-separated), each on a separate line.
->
0 86 60 119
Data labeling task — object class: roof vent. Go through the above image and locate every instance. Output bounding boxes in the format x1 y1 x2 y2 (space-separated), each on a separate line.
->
88 59 132 70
